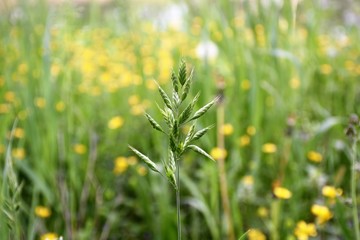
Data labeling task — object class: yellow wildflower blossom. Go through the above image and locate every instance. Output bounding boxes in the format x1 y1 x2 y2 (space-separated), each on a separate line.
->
248 228 266 240
127 156 138 166
294 221 317 240
35 206 51 218
73 144 87 155
35 97 46 108
12 148 25 160
55 101 65 112
108 116 124 129
274 187 292 199
40 232 58 240
241 79 251 90
239 135 250 147
0 104 10 114
242 175 254 186
307 151 322 163
262 143 277 153
322 185 342 199
257 207 269 218
128 95 140 106
290 77 301 89
137 165 147 176
221 123 234 136
0 144 4 154
210 147 227 160
311 204 332 224
4 91 16 103
247 126 256 135
320 64 332 75
114 157 128 175
14 128 25 138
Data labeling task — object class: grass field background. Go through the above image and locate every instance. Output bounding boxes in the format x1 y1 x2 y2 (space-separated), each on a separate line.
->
0 0 360 239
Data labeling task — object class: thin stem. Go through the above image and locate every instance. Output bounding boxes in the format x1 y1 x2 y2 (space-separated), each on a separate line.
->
176 158 181 240
352 141 360 240
216 100 235 240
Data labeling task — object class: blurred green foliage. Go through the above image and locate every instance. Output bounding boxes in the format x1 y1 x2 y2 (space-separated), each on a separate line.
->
0 0 359 239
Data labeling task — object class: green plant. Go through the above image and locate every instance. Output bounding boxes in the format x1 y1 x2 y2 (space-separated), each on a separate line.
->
129 60 218 240
346 114 360 240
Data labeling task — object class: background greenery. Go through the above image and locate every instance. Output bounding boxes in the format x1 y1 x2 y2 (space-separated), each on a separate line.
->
0 0 359 239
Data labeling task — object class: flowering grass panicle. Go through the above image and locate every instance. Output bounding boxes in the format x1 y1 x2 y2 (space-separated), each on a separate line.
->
128 60 217 240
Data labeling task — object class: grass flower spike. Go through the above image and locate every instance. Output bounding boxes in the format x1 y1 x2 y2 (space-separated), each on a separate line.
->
128 60 216 240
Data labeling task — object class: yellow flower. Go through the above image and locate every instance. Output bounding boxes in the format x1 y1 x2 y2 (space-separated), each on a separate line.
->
18 63 28 75
114 157 128 175
242 175 254 186
108 116 124 129
127 156 138 165
210 147 227 160
248 228 266 240
322 185 342 199
40 232 58 240
274 187 292 199
311 204 332 224
35 206 51 218
262 143 277 153
257 207 269 218
0 104 10 114
51 63 61 77
294 221 317 240
221 123 234 136
131 105 144 116
0 144 5 154
247 126 256 135
241 79 251 90
320 64 332 75
4 91 16 103
307 151 322 163
35 97 46 108
12 148 25 160
290 77 301 89
128 95 140 106
73 144 87 155
55 101 65 112
14 128 25 138
137 165 147 176
239 135 250 147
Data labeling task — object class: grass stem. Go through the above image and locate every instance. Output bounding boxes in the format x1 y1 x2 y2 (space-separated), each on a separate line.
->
176 158 181 240
352 141 360 240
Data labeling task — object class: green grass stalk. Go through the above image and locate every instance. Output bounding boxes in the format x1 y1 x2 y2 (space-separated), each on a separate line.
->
176 158 181 240
352 141 360 240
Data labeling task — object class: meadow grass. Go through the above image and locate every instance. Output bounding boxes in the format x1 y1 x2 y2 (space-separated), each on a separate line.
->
0 0 359 239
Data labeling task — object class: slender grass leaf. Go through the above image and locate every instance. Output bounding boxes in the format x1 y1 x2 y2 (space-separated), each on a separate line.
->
128 146 161 174
238 230 250 240
188 145 215 161
145 113 165 133
178 60 187 85
189 96 219 122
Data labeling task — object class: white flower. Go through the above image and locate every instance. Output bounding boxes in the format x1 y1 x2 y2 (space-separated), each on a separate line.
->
195 40 219 61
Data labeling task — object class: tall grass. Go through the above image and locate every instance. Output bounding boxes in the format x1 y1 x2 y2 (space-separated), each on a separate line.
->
0 0 359 239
